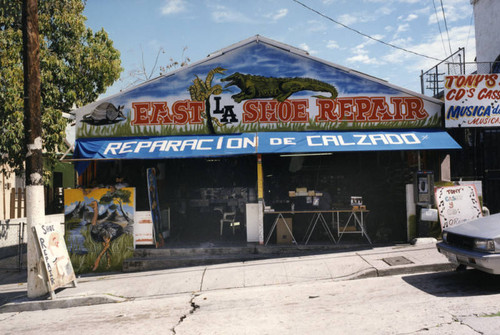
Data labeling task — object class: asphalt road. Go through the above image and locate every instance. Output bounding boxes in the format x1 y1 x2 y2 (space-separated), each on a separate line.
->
2 269 500 334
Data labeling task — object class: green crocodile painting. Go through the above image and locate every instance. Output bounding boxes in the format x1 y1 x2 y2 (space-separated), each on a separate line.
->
221 72 338 103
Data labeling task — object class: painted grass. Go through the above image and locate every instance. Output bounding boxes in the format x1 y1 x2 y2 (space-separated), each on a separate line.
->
66 224 134 274
77 108 443 138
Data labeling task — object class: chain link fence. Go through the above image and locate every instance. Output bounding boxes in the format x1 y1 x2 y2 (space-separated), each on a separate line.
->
0 219 27 271
0 215 65 271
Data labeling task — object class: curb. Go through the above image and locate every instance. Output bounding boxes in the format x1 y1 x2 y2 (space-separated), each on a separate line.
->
0 294 127 314
375 263 456 277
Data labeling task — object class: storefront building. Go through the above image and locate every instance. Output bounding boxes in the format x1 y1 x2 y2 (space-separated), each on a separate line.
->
72 35 460 247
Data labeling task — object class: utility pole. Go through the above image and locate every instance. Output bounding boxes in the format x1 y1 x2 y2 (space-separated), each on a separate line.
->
23 0 47 298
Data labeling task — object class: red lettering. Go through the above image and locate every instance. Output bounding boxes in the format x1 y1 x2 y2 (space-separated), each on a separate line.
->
367 97 390 121
337 98 354 121
353 97 372 121
260 101 278 123
242 99 309 123
315 99 337 122
151 102 171 124
172 100 189 124
277 101 292 122
444 76 456 89
389 98 405 120
291 99 309 122
189 101 204 124
405 97 428 119
131 102 151 125
242 101 259 123
486 74 498 88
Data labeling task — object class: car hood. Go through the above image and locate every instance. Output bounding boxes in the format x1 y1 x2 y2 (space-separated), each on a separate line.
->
444 213 500 239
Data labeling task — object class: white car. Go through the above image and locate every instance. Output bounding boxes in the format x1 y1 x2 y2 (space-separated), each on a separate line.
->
437 213 500 274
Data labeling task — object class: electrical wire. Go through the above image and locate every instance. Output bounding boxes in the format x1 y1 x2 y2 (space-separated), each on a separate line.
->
440 0 454 57
465 11 474 55
433 0 448 57
291 0 442 62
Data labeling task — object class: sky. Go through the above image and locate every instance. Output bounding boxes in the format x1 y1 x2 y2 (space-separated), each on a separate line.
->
82 0 476 99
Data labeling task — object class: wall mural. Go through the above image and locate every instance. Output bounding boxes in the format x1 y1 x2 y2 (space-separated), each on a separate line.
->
76 39 442 139
64 187 135 273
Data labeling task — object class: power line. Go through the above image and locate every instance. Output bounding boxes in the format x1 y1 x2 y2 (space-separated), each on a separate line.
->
433 0 448 57
291 0 442 62
440 0 454 57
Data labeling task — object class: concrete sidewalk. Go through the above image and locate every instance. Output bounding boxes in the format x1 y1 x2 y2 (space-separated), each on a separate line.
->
0 241 454 313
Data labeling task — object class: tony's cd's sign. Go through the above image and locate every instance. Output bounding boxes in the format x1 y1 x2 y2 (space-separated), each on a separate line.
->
435 185 482 229
445 74 500 128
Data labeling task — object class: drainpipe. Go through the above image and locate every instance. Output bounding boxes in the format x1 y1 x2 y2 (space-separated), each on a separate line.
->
257 154 264 245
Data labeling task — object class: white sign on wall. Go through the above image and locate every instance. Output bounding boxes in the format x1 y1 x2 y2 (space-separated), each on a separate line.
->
134 211 154 245
444 74 500 128
434 184 482 229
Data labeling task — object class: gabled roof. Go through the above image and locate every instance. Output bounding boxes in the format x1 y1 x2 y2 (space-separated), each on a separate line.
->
90 35 439 106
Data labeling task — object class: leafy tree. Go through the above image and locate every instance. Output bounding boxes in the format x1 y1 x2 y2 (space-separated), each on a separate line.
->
0 0 122 175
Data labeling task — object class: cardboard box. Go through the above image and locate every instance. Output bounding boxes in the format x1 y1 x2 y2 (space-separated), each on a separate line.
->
277 218 293 244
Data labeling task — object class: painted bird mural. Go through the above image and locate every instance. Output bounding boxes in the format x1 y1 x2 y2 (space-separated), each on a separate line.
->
88 200 124 271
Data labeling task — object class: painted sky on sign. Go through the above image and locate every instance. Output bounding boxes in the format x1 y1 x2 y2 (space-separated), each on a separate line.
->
82 0 475 99
113 41 399 104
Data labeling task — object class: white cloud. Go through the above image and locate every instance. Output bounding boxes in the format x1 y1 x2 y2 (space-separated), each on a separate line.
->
428 0 471 25
337 13 358 26
272 8 288 20
404 14 418 22
299 43 318 55
393 23 409 38
307 19 328 33
326 40 340 49
347 54 381 65
161 0 186 15
211 5 253 23
376 6 393 16
382 24 475 73
347 39 384 65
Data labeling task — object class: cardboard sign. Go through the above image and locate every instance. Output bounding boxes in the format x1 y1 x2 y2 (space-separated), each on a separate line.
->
435 184 482 229
445 74 500 128
134 211 154 245
34 224 76 291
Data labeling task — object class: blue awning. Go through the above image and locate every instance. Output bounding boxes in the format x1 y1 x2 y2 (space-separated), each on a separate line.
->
257 129 461 154
74 129 460 164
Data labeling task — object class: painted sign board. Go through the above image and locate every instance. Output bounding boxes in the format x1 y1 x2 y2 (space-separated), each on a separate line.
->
34 224 76 291
434 184 482 229
75 37 442 139
64 187 135 273
444 74 500 128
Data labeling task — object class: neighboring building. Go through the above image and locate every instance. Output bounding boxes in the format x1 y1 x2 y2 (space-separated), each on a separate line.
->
0 166 25 220
443 1 500 214
471 0 500 72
